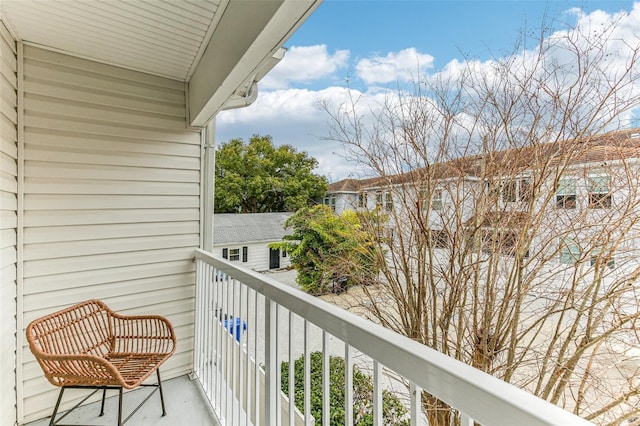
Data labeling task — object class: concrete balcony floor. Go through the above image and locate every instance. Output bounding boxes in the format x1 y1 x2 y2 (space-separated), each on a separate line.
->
27 375 220 426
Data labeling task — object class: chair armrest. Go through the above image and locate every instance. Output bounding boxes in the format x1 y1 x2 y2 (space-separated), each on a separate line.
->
34 353 124 387
109 313 176 355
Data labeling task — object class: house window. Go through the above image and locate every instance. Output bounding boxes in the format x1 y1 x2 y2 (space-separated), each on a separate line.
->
358 192 367 208
481 230 518 256
324 195 337 211
588 175 611 208
556 177 576 209
385 191 393 211
560 238 580 264
229 248 240 261
432 188 443 211
590 246 614 269
487 181 500 200
520 178 531 202
430 229 448 248
418 188 427 212
502 177 530 203
242 246 248 262
375 191 383 209
502 181 517 203
222 248 228 259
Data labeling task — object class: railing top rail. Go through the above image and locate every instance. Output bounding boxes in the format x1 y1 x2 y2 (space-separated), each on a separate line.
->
195 249 592 426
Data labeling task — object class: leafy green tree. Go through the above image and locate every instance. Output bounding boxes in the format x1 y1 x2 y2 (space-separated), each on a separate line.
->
271 205 380 295
281 352 409 426
214 135 327 213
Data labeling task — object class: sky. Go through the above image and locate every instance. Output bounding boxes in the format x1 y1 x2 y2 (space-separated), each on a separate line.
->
216 0 639 182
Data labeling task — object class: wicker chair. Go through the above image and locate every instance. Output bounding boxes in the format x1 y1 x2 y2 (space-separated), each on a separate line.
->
26 299 176 426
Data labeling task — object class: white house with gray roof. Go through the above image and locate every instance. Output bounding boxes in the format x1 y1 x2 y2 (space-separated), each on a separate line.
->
213 212 293 271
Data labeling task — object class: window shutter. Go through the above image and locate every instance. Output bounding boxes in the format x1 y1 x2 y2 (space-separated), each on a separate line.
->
242 246 248 262
222 248 228 259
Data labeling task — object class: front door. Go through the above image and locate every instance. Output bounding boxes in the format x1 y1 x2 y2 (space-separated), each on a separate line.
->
269 248 280 269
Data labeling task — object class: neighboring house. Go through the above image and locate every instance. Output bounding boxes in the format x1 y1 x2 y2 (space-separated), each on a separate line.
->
213 213 292 271
326 129 640 267
322 178 359 212
0 1 321 424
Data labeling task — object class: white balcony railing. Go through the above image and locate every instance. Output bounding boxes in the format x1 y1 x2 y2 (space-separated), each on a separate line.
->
193 249 592 426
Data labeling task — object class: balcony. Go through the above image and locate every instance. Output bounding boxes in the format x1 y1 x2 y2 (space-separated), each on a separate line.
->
27 249 591 426
190 249 590 426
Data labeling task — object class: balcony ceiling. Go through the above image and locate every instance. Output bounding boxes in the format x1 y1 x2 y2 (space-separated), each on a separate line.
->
1 0 228 81
0 0 320 125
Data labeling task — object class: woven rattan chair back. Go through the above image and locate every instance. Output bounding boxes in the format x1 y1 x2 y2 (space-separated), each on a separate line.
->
28 301 113 385
26 299 176 425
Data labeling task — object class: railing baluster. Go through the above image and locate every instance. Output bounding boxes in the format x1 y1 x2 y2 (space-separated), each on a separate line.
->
222 276 228 423
264 298 277 425
276 305 282 426
215 269 222 414
304 320 311 426
373 360 382 426
205 264 213 399
238 283 244 425
289 311 295 426
460 413 474 426
211 270 217 411
225 277 233 423
244 286 251 426
216 274 227 420
410 382 424 426
345 344 353 426
253 291 260 425
322 331 330 426
194 260 203 382
231 279 238 426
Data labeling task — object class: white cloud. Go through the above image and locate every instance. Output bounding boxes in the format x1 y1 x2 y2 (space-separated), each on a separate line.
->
355 48 434 84
217 86 354 180
218 5 640 181
216 85 382 181
260 45 349 90
430 4 640 135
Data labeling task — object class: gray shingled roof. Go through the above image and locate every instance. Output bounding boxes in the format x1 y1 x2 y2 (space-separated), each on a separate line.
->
213 212 293 245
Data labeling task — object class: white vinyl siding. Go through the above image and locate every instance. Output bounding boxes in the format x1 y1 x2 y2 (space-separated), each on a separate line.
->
0 21 18 426
20 45 202 422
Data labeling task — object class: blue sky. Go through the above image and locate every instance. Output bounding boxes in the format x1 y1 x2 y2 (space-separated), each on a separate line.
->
217 1 638 182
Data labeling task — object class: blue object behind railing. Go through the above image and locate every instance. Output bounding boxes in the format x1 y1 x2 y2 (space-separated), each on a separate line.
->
223 317 247 343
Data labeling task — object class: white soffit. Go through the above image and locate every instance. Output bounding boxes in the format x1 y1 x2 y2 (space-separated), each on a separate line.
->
0 0 225 81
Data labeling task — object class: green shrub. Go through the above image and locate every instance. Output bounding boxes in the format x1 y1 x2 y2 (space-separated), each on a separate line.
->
271 205 381 296
281 351 409 425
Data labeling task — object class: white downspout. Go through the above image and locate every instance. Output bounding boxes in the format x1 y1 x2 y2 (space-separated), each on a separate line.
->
201 47 286 252
202 119 216 253
201 84 258 254
221 81 259 111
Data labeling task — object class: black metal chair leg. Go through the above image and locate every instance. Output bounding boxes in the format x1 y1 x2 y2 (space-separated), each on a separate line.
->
99 387 107 416
118 387 123 426
156 369 167 416
49 387 65 426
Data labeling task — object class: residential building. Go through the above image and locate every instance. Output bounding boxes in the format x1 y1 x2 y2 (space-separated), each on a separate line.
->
326 129 640 267
213 212 292 271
